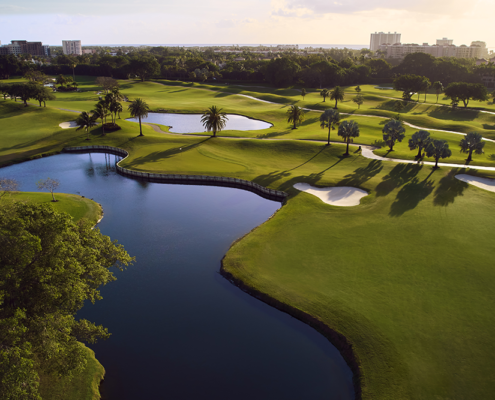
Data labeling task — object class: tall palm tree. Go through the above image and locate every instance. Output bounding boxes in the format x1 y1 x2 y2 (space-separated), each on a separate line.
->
426 140 452 168
286 105 305 130
93 102 109 134
75 111 98 140
408 130 431 159
128 98 150 136
320 109 340 145
382 119 406 151
432 81 443 103
421 77 431 102
338 120 360 156
330 86 345 109
320 88 329 102
201 105 228 137
460 132 485 162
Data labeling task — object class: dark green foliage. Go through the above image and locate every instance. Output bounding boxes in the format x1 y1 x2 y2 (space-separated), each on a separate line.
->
129 55 160 81
320 109 340 144
0 202 133 399
425 139 452 167
393 74 425 101
127 98 150 136
459 132 485 162
382 119 406 151
264 57 301 87
444 82 488 108
330 86 345 109
338 120 360 155
408 130 431 158
286 105 305 129
201 105 228 137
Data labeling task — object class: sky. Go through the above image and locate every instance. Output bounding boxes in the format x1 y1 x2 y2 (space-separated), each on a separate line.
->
0 0 493 48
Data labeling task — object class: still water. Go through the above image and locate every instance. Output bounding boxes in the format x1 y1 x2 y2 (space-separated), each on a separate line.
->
127 112 272 133
2 153 353 399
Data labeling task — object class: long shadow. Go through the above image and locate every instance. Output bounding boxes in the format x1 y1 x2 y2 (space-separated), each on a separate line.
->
286 145 327 171
376 163 423 197
428 106 479 122
256 130 292 139
253 170 291 188
124 137 211 168
373 99 415 113
338 159 383 187
482 123 495 130
389 170 435 216
433 169 469 206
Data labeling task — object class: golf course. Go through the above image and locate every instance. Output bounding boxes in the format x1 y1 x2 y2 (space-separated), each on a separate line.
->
1 76 495 400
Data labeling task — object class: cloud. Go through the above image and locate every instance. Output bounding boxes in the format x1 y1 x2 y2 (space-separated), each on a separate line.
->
281 0 477 16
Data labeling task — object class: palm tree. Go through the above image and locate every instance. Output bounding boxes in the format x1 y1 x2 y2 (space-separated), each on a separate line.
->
201 106 228 137
320 109 340 145
286 105 305 130
408 130 431 159
71 62 77 81
75 111 98 140
355 85 361 94
425 140 452 168
382 119 406 151
421 77 431 102
115 102 123 119
338 120 360 156
330 86 345 109
93 102 110 134
128 98 150 136
320 88 329 102
460 132 485 162
301 88 306 100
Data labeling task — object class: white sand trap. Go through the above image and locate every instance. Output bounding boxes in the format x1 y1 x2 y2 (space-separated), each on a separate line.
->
294 183 368 206
59 121 78 129
456 174 495 193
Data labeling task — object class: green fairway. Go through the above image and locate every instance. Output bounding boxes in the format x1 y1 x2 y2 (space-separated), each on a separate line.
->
1 76 495 400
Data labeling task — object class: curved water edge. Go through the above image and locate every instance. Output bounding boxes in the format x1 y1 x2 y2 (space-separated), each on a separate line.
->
5 149 359 398
63 145 287 202
220 260 363 400
126 112 273 134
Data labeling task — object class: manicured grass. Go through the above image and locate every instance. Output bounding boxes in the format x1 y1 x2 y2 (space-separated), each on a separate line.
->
2 78 495 400
38 344 105 400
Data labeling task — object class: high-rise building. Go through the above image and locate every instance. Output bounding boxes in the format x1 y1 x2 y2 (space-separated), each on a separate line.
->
471 41 488 58
0 40 48 56
378 40 486 59
370 32 401 51
62 40 82 56
436 38 453 46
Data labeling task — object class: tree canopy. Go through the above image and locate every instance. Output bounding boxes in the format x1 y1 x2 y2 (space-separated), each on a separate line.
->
0 201 133 399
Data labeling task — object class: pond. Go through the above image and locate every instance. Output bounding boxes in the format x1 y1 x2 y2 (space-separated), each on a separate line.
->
127 112 272 133
2 153 354 400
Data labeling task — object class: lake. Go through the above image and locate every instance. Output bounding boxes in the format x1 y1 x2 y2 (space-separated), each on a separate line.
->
127 113 272 134
1 153 354 399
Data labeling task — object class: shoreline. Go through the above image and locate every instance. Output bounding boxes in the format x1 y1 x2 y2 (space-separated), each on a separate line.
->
219 258 362 400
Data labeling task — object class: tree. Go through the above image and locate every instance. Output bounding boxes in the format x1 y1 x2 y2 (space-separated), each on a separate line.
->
264 57 301 87
382 119 406 151
95 77 120 94
393 100 405 114
355 85 361 94
75 111 98 140
129 56 160 81
393 74 425 101
338 120 360 156
34 86 56 107
421 77 431 102
425 139 452 168
201 106 228 137
320 88 329 102
320 109 340 145
0 201 133 400
24 70 47 84
444 82 488 108
459 132 485 162
286 105 305 130
0 178 19 197
36 178 60 202
432 81 443 103
408 130 431 159
19 83 38 106
56 74 67 86
352 94 364 109
128 98 150 136
301 88 306 100
330 86 345 109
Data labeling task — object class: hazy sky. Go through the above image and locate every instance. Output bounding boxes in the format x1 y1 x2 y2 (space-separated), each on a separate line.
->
0 0 493 47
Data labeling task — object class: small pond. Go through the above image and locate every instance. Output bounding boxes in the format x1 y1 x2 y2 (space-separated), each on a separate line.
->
127 112 272 133
1 153 353 400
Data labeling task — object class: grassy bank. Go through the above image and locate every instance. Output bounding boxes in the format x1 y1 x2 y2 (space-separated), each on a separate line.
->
2 76 495 399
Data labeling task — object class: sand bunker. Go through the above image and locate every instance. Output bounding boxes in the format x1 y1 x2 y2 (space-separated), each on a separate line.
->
294 183 368 206
456 174 495 193
59 121 79 129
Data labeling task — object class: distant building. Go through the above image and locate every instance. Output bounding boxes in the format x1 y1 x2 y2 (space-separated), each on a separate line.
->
62 40 82 55
276 45 298 50
370 32 401 52
436 37 453 46
471 41 489 58
82 49 96 54
0 40 48 56
378 40 487 59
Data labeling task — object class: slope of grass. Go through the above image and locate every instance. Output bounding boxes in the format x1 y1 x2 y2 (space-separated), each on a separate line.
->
2 78 495 400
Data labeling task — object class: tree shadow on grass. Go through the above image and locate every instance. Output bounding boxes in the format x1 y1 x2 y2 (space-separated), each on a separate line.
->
482 123 495 130
389 170 435 216
376 164 423 197
286 145 327 171
253 170 291 188
338 159 383 187
428 106 479 122
124 137 211 168
256 129 292 139
433 169 469 206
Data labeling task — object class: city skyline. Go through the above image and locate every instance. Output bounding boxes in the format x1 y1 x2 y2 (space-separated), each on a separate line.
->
0 0 492 48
